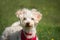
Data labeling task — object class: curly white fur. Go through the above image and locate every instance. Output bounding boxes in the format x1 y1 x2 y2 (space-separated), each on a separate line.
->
1 8 42 40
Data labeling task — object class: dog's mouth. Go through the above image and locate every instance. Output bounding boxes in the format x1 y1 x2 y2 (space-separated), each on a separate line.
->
25 25 32 27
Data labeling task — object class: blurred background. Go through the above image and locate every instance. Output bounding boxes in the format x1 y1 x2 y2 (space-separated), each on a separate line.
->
0 0 60 40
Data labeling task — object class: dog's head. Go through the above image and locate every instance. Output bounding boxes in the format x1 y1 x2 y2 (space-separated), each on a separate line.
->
16 8 42 28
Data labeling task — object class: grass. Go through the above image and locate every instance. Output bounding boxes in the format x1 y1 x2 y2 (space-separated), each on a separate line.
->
0 0 60 40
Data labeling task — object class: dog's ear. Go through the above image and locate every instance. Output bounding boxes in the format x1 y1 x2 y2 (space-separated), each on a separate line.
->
16 8 28 18
32 9 42 23
16 9 23 19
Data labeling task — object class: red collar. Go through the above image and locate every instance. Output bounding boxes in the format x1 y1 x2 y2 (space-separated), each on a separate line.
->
21 30 37 40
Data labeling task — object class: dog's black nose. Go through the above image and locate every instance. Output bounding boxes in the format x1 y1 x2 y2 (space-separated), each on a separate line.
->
26 22 30 25
25 22 31 27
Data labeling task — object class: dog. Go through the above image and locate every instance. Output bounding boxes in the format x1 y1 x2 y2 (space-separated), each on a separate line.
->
1 8 42 40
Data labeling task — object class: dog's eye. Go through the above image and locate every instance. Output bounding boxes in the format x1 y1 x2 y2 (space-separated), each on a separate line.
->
23 18 26 20
31 18 34 20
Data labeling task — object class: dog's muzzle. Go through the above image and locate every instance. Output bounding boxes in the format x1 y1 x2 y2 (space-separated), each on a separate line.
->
25 22 32 27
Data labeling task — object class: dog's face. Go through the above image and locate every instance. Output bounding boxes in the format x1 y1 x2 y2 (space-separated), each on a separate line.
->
16 8 42 28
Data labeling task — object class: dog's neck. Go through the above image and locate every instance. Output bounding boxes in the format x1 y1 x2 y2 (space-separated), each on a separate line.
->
23 27 36 39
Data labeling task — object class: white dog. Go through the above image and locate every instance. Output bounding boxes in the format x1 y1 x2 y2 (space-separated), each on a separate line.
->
1 8 42 40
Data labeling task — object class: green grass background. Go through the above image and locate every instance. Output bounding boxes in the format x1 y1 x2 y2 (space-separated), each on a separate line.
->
0 0 60 40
